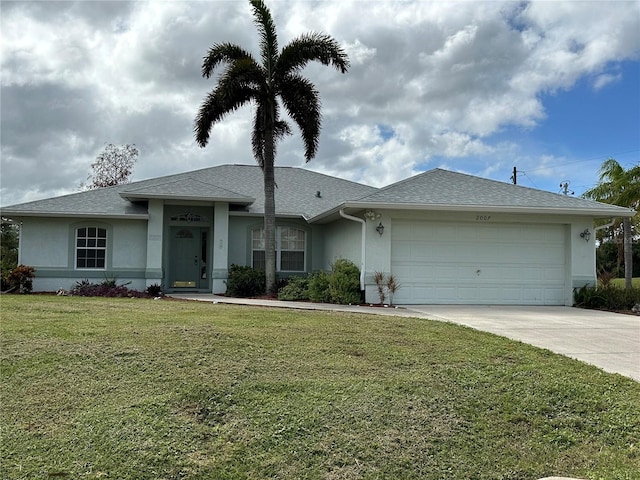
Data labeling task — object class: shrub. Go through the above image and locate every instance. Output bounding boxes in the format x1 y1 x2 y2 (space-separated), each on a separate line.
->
278 276 309 301
328 259 361 305
70 279 147 298
308 271 332 303
373 271 387 304
373 271 402 305
574 284 640 311
226 264 266 298
145 283 163 297
3 264 36 294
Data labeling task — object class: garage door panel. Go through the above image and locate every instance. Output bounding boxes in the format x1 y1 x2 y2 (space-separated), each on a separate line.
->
391 221 566 305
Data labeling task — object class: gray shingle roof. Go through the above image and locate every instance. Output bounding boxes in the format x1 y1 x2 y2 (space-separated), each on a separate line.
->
0 185 148 218
345 168 634 217
0 164 377 220
120 178 255 203
1 165 633 220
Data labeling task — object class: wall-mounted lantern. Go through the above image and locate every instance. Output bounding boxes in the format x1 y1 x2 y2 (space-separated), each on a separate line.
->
580 228 591 242
376 222 385 236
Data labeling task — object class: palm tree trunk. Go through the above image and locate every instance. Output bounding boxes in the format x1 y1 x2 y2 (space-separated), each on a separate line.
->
623 217 632 289
263 129 277 296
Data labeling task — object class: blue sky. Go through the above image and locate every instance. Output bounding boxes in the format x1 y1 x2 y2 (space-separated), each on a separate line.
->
524 60 639 193
1 1 639 206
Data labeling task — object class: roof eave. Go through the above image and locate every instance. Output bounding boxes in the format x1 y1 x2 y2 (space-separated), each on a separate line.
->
0 210 149 220
119 192 255 205
308 201 636 223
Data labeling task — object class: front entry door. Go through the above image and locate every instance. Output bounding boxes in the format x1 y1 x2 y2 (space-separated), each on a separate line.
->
169 227 208 289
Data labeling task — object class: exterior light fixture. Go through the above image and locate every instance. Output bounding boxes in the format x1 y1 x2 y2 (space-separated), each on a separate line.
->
376 222 385 236
580 229 591 242
364 210 382 221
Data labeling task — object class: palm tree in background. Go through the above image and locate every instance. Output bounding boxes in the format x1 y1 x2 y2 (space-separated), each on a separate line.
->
583 158 639 289
194 0 349 294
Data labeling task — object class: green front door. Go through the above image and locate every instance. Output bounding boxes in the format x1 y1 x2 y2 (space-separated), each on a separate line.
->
169 227 208 289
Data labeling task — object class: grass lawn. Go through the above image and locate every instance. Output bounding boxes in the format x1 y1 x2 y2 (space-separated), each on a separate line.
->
1 296 639 480
610 277 640 289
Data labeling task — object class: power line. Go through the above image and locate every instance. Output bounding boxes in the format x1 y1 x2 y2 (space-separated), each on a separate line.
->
526 148 639 173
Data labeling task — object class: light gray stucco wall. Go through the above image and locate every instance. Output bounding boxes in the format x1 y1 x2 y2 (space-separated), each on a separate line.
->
18 217 148 292
321 218 362 271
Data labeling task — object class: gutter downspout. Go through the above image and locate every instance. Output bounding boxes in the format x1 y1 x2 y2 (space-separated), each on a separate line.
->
594 218 616 233
339 209 366 292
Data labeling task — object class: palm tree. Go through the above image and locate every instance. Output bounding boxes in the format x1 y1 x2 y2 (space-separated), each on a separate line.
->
583 158 639 289
194 0 349 294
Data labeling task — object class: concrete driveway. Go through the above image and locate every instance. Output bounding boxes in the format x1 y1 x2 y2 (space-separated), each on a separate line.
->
404 305 640 382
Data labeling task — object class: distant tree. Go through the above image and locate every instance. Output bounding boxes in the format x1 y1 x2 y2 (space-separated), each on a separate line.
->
194 0 349 294
583 158 639 289
82 144 139 189
1 219 20 286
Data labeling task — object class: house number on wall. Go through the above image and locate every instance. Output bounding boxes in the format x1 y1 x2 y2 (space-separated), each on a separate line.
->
476 215 491 221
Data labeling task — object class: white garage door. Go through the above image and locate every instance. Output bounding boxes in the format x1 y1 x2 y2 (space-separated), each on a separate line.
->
391 221 566 305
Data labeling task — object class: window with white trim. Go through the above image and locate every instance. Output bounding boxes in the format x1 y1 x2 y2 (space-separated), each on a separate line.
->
252 226 306 272
76 227 107 269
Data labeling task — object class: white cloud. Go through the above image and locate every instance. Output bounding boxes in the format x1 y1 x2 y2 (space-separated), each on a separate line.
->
592 72 622 91
1 0 639 205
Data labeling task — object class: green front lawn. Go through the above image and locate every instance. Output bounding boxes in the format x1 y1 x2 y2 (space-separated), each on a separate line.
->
1 296 639 479
610 277 640 288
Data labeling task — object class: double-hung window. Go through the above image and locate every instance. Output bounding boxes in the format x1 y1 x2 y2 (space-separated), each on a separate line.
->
76 227 107 269
252 226 306 272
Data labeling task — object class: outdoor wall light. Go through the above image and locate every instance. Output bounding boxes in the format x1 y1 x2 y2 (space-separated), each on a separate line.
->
364 210 382 221
376 222 385 236
580 228 591 242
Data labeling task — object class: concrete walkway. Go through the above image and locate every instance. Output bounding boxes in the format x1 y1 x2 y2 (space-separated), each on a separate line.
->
169 294 640 382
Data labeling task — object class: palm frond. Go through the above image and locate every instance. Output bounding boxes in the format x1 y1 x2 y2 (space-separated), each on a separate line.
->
194 85 255 147
279 74 321 161
201 43 254 78
584 158 640 209
250 0 278 76
251 106 265 168
251 103 289 168
274 120 292 140
277 32 350 76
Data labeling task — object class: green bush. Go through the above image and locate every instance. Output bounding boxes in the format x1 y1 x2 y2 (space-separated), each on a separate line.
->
308 271 332 303
226 264 265 298
307 259 361 305
277 276 309 301
328 259 361 305
574 284 640 311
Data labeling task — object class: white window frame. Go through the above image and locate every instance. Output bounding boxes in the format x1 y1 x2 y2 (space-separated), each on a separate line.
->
251 226 306 272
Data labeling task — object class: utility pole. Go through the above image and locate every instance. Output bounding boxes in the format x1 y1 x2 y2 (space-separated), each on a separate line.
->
510 166 518 185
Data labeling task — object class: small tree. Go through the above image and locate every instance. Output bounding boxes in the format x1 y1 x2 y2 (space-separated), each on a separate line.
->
1 219 19 275
82 144 139 189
